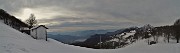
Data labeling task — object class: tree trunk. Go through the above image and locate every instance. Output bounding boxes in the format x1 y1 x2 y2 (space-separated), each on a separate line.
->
167 35 169 43
176 35 179 43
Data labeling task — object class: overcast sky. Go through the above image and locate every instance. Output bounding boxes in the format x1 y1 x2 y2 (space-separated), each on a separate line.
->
1 0 180 32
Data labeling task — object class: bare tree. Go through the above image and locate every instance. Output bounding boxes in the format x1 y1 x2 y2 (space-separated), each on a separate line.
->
26 14 37 28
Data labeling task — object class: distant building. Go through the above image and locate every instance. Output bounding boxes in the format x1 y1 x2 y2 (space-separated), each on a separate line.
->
30 25 48 41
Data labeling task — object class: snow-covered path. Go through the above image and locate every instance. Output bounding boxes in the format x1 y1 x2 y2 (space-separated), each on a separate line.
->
0 22 180 53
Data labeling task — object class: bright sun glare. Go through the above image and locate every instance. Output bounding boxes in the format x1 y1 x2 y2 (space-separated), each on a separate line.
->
20 8 33 21
15 7 71 22
24 8 33 14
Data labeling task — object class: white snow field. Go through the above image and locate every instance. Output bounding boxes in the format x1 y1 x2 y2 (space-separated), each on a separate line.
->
0 22 180 53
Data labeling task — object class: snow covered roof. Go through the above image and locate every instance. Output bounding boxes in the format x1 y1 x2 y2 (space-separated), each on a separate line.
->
31 25 48 30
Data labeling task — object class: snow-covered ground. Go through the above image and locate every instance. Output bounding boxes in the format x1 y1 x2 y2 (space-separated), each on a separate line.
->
0 22 180 53
109 30 136 42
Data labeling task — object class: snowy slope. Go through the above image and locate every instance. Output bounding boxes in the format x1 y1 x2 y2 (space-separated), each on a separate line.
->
0 22 180 53
0 22 99 53
100 40 180 53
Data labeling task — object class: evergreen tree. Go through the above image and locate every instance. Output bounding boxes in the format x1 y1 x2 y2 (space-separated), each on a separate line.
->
174 19 180 43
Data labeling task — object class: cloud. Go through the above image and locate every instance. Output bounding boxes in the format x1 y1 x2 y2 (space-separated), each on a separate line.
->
1 0 180 32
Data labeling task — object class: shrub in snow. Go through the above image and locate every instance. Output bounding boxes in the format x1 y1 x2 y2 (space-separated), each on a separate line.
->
149 41 156 45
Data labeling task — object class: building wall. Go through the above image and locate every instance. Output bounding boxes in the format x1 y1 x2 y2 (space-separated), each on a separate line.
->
30 29 37 39
36 27 47 40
